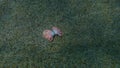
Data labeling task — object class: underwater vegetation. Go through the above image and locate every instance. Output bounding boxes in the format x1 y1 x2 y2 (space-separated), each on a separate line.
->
0 0 120 68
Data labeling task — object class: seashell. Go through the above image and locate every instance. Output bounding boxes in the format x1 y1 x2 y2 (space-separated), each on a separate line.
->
43 26 62 41
43 30 54 41
52 26 62 36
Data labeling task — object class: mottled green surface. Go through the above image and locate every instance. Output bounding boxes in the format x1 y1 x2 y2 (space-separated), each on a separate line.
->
0 0 120 68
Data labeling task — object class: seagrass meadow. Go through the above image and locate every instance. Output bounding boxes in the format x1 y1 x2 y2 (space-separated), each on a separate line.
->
0 0 120 68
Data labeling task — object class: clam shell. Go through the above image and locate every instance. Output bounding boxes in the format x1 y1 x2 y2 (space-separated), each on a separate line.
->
52 27 62 36
43 30 53 41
